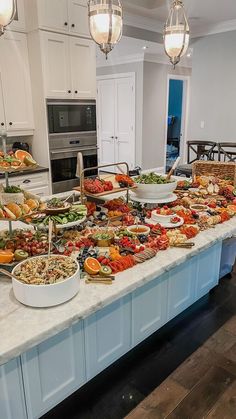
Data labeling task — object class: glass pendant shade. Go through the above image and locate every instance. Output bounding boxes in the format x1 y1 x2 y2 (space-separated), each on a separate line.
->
164 0 189 66
88 0 123 58
0 0 16 34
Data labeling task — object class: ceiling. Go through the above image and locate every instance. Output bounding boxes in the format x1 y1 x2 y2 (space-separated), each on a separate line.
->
123 0 236 36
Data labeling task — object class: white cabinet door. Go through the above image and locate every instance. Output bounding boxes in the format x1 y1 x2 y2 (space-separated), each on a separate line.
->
0 32 34 132
97 79 116 165
41 32 71 99
37 0 69 32
68 0 90 37
21 322 86 419
115 77 135 169
0 357 27 419
132 274 168 346
167 259 196 321
84 296 131 379
195 242 222 299
70 37 96 99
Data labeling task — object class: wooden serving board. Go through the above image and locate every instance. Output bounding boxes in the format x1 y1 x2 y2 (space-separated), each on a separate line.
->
73 185 137 198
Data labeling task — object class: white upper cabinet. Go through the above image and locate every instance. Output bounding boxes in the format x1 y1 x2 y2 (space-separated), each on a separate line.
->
41 32 71 99
37 0 90 37
37 0 69 33
70 37 96 98
68 0 90 37
0 32 34 132
41 32 96 99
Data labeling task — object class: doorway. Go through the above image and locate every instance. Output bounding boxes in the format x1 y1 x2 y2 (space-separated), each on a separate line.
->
165 75 190 171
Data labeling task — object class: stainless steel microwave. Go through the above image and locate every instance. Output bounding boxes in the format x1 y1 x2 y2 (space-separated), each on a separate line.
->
47 100 96 134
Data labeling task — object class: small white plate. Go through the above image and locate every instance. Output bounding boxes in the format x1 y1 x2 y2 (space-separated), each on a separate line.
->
130 192 178 204
145 217 184 229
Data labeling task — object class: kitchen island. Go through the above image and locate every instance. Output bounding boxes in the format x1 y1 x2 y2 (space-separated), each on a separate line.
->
0 217 235 419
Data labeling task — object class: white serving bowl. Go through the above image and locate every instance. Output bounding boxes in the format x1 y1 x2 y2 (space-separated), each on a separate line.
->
12 255 80 308
127 225 150 236
151 211 176 224
133 178 177 199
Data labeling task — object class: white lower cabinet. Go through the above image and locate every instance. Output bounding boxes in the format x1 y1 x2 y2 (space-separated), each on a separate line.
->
4 171 50 197
0 357 27 419
132 275 168 346
167 259 197 321
84 295 132 379
195 241 222 299
21 322 86 419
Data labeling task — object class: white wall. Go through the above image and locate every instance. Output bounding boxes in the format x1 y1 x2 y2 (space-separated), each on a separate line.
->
188 30 236 142
142 62 191 169
97 61 144 166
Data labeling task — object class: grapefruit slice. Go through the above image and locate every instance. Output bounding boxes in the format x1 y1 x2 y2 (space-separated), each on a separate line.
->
15 150 33 162
0 250 14 264
84 257 101 275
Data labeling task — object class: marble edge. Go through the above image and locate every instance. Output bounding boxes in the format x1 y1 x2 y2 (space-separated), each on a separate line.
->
0 220 236 366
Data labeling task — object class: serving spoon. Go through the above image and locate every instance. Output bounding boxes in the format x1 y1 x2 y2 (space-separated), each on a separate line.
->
0 268 19 281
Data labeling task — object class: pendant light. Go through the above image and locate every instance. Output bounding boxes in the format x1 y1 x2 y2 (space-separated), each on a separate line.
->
88 0 123 58
163 0 189 67
0 0 16 35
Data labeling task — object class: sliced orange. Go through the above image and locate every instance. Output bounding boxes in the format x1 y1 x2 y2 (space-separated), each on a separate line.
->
0 250 14 264
15 150 33 162
84 257 101 275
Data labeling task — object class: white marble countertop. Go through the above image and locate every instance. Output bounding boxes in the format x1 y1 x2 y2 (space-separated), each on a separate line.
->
0 218 235 367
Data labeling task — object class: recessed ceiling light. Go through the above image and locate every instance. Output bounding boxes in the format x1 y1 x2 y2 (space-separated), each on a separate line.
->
142 46 148 50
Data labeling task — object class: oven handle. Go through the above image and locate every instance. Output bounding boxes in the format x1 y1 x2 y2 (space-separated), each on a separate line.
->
50 147 98 155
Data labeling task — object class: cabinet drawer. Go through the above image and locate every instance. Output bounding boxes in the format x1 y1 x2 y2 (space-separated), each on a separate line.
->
84 296 131 380
132 274 168 346
6 172 49 190
0 357 27 419
21 322 86 419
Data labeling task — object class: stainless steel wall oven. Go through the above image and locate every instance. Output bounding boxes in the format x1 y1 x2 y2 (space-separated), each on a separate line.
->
48 101 97 194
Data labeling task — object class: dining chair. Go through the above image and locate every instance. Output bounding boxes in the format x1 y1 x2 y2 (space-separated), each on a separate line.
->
218 142 236 162
175 140 217 177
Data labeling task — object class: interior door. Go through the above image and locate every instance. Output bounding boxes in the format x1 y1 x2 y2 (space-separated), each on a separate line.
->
97 79 115 166
41 32 71 99
0 32 34 131
68 0 90 37
37 0 68 32
70 37 96 99
114 76 135 169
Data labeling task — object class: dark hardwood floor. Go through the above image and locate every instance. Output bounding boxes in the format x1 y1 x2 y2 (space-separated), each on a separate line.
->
42 271 236 419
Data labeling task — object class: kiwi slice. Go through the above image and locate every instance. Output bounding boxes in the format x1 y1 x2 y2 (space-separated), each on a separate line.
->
99 265 112 276
14 249 29 261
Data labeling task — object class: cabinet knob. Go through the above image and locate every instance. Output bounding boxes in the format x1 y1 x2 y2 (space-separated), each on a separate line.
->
64 22 68 26
75 90 78 94
71 24 75 28
110 136 114 139
1 122 4 126
68 90 71 93
9 122 13 126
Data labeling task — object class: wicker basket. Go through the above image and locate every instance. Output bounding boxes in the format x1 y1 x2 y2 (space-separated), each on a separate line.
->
192 161 236 186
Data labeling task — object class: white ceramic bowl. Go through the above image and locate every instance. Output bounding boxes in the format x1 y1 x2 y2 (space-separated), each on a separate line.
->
12 255 80 308
127 225 150 236
133 178 177 199
151 211 176 224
